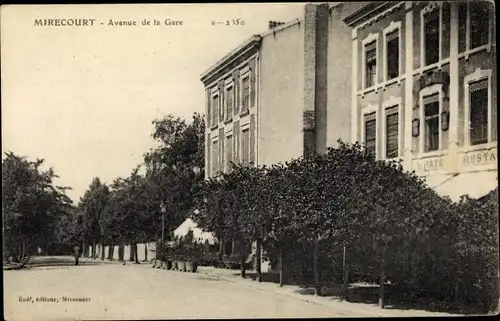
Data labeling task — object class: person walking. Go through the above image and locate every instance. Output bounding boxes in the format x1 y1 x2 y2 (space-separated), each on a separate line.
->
73 245 80 266
37 246 42 256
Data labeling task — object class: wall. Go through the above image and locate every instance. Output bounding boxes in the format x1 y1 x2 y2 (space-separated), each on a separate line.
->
259 22 305 166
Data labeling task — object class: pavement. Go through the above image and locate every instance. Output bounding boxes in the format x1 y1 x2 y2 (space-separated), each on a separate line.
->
4 257 460 320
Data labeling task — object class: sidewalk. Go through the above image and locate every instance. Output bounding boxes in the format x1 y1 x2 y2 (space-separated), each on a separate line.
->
197 266 459 317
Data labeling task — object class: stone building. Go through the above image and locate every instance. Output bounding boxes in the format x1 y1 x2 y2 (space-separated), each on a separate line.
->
345 1 497 201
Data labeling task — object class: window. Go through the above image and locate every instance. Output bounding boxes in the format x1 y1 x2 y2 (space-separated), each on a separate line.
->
386 30 399 80
211 94 219 126
241 76 250 112
385 106 399 158
423 94 440 152
365 41 377 88
226 135 233 171
226 86 233 121
470 2 490 49
241 129 250 166
364 112 377 156
469 79 489 145
211 140 218 174
423 9 440 66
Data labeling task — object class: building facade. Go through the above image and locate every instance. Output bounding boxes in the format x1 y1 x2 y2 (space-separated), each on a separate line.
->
201 3 359 178
345 1 497 201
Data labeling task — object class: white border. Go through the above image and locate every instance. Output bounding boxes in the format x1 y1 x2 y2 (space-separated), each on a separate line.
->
381 96 403 160
419 84 444 155
383 21 402 83
360 103 379 158
420 2 443 69
463 68 492 146
361 32 380 90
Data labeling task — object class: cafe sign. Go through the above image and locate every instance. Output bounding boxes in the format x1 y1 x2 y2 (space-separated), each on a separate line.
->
462 149 497 166
415 156 445 172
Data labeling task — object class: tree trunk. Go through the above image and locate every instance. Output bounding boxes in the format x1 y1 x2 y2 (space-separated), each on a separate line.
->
342 245 349 299
256 239 262 282
231 239 236 255
134 243 139 264
129 243 135 261
144 243 148 262
108 244 114 260
279 250 284 287
83 239 88 257
100 238 105 260
22 239 26 259
92 241 97 259
313 239 321 296
379 248 386 309
119 243 124 261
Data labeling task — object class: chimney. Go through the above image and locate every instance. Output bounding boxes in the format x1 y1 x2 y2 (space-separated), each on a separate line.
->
268 21 286 30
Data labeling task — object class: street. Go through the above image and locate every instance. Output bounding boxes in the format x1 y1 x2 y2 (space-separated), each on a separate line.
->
5 258 342 320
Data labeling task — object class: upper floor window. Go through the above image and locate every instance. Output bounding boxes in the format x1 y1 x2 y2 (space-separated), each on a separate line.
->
211 94 219 126
365 41 377 88
470 2 490 49
211 140 218 174
364 112 377 156
385 106 399 158
386 30 399 80
226 86 234 121
469 79 489 145
241 76 250 112
241 128 250 166
225 135 233 171
423 94 440 152
423 9 440 66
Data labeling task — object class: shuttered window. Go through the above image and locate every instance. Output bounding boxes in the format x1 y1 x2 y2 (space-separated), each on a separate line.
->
364 112 377 156
365 41 377 88
385 106 399 158
424 94 440 152
241 129 250 166
226 87 233 121
226 135 233 171
469 79 488 145
386 30 399 80
242 76 250 112
219 128 224 173
212 95 219 126
470 2 490 49
424 9 440 66
211 140 218 175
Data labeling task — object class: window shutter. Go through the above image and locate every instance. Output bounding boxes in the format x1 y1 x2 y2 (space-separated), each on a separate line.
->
250 114 255 166
423 93 440 105
219 128 224 173
386 30 398 42
385 106 399 158
249 58 256 108
206 89 212 127
218 81 225 122
469 79 488 92
366 42 376 62
232 70 240 116
233 121 240 164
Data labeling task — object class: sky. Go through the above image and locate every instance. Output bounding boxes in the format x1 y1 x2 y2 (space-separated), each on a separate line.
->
1 3 305 203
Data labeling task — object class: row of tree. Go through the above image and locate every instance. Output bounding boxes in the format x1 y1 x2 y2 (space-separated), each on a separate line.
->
191 141 499 314
2 152 76 259
76 113 205 262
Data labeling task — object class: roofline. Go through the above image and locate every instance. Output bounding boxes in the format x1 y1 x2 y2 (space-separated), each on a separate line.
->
200 35 262 84
259 18 303 38
343 2 392 27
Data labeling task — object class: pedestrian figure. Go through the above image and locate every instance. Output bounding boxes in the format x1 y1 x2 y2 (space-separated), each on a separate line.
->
37 246 42 256
73 245 80 266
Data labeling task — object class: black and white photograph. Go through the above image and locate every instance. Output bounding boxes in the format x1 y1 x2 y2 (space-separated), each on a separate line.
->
1 2 498 320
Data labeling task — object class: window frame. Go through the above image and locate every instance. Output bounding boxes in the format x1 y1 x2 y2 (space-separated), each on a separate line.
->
381 96 403 160
360 104 380 158
463 1 493 59
240 125 250 166
419 84 444 155
420 2 443 68
225 133 233 173
240 67 251 115
210 89 220 128
464 68 493 147
224 81 234 123
211 138 219 175
361 32 380 90
383 21 403 83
